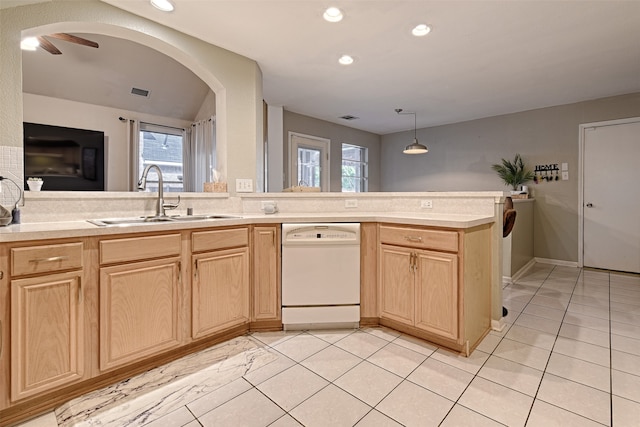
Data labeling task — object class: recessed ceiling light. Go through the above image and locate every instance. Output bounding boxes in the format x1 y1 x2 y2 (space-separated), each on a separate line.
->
150 0 174 12
323 7 343 22
338 55 354 65
20 37 39 51
412 24 431 37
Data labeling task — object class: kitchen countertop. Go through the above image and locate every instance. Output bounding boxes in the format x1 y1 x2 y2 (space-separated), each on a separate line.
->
0 212 495 243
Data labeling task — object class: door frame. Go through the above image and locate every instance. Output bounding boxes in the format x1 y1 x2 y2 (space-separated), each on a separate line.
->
578 116 640 268
288 131 330 190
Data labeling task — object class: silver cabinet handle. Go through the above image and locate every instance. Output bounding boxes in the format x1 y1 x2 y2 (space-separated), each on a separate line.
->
28 256 69 263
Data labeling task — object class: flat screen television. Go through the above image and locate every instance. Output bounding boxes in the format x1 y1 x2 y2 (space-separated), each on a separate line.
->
23 122 105 191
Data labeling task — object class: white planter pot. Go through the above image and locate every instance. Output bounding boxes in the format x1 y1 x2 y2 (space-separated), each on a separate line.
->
27 181 43 191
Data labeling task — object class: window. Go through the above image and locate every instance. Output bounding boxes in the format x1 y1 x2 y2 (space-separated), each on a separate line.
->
342 143 368 192
138 123 184 192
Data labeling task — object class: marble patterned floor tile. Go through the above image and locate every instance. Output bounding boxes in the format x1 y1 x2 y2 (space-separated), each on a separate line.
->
142 406 194 427
288 384 371 427
458 376 534 427
14 412 58 427
250 330 301 346
198 388 285 427
334 361 403 407
187 377 252 418
55 336 277 427
376 380 454 426
242 352 296 386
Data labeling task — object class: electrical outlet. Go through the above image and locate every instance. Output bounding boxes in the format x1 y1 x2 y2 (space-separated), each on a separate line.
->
345 199 358 208
420 200 433 209
562 171 569 181
235 178 253 192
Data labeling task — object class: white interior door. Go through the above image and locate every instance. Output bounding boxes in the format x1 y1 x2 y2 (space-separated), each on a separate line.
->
289 132 329 191
583 120 640 273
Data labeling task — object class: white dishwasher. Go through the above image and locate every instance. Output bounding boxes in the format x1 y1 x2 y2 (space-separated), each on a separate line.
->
281 223 360 330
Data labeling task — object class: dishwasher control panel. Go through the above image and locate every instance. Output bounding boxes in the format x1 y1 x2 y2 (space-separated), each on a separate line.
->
282 223 360 245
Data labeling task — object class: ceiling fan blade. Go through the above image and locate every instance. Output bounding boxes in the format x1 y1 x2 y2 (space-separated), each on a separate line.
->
48 33 99 49
36 36 61 55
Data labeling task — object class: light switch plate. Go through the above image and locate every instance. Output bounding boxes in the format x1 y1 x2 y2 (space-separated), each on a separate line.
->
235 178 253 192
561 162 568 171
562 171 569 180
345 199 358 208
421 200 433 209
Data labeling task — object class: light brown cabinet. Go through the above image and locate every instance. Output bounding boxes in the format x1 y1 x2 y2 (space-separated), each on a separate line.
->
251 225 280 328
379 224 490 354
8 242 87 401
191 228 250 339
98 234 182 371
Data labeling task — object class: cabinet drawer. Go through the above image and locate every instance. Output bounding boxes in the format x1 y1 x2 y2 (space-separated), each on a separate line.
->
100 233 181 264
12 242 83 276
379 225 458 252
192 228 248 253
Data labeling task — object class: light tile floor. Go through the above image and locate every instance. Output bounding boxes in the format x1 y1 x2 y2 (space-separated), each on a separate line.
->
17 264 640 426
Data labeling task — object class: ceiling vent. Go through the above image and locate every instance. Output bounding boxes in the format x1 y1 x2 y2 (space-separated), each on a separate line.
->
339 115 359 121
131 87 150 98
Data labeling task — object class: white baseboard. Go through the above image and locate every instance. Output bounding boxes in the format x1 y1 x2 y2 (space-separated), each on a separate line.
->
534 257 579 268
491 318 505 332
503 257 537 286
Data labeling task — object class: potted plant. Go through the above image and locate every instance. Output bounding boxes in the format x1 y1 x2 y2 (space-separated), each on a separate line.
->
491 154 534 192
27 177 43 191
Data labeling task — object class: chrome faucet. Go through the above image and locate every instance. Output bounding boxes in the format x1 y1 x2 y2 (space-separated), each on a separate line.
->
137 164 180 219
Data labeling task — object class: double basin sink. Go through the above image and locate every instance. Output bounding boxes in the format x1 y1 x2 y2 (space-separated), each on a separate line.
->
88 214 240 227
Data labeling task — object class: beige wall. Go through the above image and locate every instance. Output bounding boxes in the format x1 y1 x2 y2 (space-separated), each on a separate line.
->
283 111 382 192
381 93 640 263
0 0 262 193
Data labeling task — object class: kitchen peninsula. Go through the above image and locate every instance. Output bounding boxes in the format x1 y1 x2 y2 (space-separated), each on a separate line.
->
0 191 504 426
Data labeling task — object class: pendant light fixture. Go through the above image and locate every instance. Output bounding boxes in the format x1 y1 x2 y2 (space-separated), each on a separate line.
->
395 108 428 154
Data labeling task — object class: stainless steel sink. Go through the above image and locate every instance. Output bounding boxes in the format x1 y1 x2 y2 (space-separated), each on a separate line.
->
88 214 239 227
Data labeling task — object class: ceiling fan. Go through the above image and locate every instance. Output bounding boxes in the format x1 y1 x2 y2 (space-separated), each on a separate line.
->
36 33 99 55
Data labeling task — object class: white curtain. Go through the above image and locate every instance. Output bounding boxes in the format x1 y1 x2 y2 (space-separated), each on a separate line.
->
186 116 216 192
127 119 140 191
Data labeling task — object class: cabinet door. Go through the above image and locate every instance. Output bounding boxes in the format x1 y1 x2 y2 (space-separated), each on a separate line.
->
192 247 249 339
252 227 280 322
379 245 414 326
100 257 181 371
415 250 459 340
11 271 84 400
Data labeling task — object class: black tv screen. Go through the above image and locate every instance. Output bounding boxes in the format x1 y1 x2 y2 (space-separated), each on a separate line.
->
23 122 105 191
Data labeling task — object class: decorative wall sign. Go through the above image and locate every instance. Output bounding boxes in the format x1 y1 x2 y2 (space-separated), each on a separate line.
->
534 163 561 183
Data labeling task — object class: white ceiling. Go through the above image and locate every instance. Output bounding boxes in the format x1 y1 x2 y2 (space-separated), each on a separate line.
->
13 0 640 135
21 32 210 121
